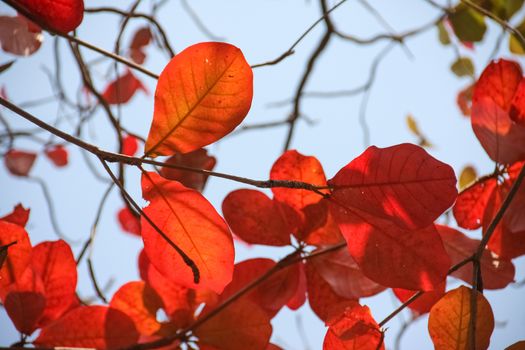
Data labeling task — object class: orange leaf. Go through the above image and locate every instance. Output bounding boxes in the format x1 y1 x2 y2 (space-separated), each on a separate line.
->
437 225 515 289
31 240 78 327
159 148 217 192
428 285 494 350
110 281 164 336
0 15 42 56
17 0 84 33
195 298 272 350
471 59 525 164
311 248 385 299
0 203 30 227
141 172 234 293
329 144 457 230
44 145 68 167
270 150 328 213
145 42 253 156
4 149 37 177
222 189 291 246
0 220 32 288
35 305 139 349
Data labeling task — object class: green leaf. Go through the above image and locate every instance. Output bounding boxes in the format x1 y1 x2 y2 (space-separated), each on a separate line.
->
437 21 451 45
449 5 487 42
510 16 525 54
478 0 524 20
451 57 475 77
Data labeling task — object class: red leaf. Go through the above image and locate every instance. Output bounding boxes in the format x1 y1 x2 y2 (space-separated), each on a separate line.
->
159 148 217 192
3 267 46 335
141 172 234 293
311 248 385 299
4 149 37 176
17 0 84 33
35 305 139 349
471 59 525 164
31 240 78 327
117 207 141 236
457 84 473 116
0 220 32 288
329 203 451 291
510 79 525 125
222 189 291 246
453 177 497 230
138 251 196 328
0 203 30 227
329 144 457 230
110 281 164 336
145 42 253 156
128 27 152 64
305 261 358 322
286 262 307 310
122 135 139 156
44 145 68 167
102 70 147 105
437 225 515 289
393 282 445 315
220 258 300 317
270 150 328 214
0 15 42 56
299 200 344 246
195 298 272 350
428 286 494 350
323 305 384 350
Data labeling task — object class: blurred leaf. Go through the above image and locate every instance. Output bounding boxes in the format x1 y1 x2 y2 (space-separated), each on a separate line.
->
406 114 433 148
459 165 477 190
477 0 524 20
509 16 525 55
437 21 450 45
449 5 487 42
451 57 475 77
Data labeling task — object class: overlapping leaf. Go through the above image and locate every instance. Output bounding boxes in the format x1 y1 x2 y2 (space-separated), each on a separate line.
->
145 42 253 156
0 220 32 288
0 204 30 227
393 282 445 315
428 286 494 350
160 148 217 192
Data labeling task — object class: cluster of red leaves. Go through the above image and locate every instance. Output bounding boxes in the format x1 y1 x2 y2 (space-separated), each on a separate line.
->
4 145 69 177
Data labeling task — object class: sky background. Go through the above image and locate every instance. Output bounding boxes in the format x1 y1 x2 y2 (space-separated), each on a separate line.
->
1 0 524 349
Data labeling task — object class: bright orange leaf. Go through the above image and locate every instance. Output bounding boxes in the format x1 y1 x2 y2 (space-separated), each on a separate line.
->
0 220 32 288
0 203 30 227
141 172 234 293
428 285 494 350
145 42 253 156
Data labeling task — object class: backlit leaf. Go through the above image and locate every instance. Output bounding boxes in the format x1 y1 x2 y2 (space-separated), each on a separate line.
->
222 189 291 246
393 283 445 315
145 42 253 156
286 262 307 310
110 281 164 336
35 305 139 349
428 285 494 350
117 207 141 236
299 200 344 246
159 148 217 192
0 15 42 56
195 298 272 350
31 240 78 327
0 220 32 288
437 225 515 289
4 149 37 177
453 177 497 230
471 59 525 164
0 203 30 227
102 70 147 105
329 143 457 230
17 0 84 33
458 165 477 190
141 172 234 293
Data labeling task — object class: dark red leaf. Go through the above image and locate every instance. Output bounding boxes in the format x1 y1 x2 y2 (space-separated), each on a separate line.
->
453 177 497 230
0 15 42 56
17 0 84 33
329 143 457 230
117 207 141 236
0 203 30 227
128 27 152 64
4 149 37 176
102 70 147 105
159 148 217 192
286 262 307 310
44 145 68 167
31 240 78 327
222 189 291 246
393 282 445 315
299 200 344 246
